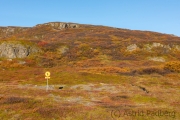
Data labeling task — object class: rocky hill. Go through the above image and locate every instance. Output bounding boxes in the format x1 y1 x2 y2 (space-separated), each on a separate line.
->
0 22 180 120
0 22 180 71
1 22 180 120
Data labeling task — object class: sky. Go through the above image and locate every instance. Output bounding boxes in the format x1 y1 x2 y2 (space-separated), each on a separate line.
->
0 0 180 36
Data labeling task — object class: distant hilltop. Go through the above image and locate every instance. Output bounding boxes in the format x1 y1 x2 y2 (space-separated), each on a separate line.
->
0 22 83 39
0 21 180 42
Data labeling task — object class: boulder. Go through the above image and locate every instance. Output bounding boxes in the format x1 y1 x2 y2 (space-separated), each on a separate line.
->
0 42 40 59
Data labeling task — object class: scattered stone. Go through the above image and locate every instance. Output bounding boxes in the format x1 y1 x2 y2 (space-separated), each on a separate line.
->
143 44 152 51
138 86 149 93
7 59 12 61
18 61 26 65
66 96 83 103
10 114 21 120
33 85 54 90
152 42 164 47
127 44 139 52
59 87 63 89
130 84 149 93
173 45 180 51
148 57 165 62
57 46 69 55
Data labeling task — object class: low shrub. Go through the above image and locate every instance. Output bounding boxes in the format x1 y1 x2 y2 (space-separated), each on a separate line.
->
4 96 27 104
164 61 180 72
133 66 169 75
37 41 48 47
141 67 164 74
0 60 24 68
25 59 36 67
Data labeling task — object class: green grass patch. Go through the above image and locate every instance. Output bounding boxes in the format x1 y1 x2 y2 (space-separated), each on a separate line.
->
51 71 129 85
132 95 158 103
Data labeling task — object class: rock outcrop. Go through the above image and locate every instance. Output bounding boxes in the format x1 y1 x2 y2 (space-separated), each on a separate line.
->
127 42 180 52
36 22 80 30
143 42 171 52
0 26 29 39
0 42 40 59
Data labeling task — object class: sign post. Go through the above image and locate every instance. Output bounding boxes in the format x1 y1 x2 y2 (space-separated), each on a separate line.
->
45 71 50 92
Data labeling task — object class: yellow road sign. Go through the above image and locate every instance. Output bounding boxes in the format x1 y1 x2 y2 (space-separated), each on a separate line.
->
45 71 50 77
45 71 50 92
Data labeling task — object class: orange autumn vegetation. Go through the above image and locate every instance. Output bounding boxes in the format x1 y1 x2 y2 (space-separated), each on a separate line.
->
80 67 130 74
164 61 180 72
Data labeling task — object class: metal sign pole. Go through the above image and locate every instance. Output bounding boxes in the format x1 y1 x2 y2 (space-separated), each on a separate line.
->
45 71 50 92
46 78 49 92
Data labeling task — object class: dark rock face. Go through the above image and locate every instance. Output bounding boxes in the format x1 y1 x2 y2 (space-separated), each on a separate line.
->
0 42 40 59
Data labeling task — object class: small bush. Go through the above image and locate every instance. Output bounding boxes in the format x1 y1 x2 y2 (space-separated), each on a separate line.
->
0 60 23 68
133 66 169 75
75 59 103 68
4 96 27 104
141 67 164 74
37 41 48 47
164 61 180 72
25 59 36 67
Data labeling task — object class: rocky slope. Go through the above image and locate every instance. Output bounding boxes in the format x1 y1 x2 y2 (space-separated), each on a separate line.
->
0 22 180 64
0 26 29 39
0 22 82 59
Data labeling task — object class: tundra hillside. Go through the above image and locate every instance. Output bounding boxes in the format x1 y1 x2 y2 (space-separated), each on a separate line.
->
0 22 179 120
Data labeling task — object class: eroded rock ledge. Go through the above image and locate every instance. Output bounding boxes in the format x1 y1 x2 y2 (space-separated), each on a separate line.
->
36 22 80 30
0 42 40 59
